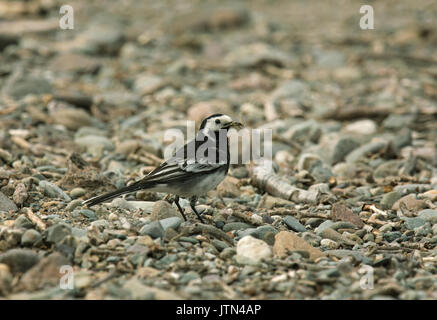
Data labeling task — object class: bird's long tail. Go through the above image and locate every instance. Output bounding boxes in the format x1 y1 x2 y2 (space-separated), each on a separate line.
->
82 181 152 207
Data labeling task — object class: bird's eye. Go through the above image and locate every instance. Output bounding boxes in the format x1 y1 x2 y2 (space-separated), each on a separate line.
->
215 119 221 124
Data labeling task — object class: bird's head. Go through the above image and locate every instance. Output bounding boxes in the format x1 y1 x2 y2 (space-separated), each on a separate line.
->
199 114 244 132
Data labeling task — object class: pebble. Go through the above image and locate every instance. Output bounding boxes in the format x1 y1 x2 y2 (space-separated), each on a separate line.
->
74 135 115 155
283 216 307 232
15 215 34 229
219 247 236 260
80 209 97 221
320 238 340 249
70 187 86 199
0 191 18 212
331 203 364 228
223 222 252 232
403 217 426 230
392 194 427 212
159 217 182 231
21 229 42 247
150 201 180 221
418 209 437 224
139 221 165 239
236 236 272 263
44 224 72 243
0 248 40 273
380 191 402 210
38 181 71 201
316 220 335 235
273 231 324 261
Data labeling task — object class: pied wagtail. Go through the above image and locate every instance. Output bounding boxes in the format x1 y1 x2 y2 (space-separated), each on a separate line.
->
82 114 243 223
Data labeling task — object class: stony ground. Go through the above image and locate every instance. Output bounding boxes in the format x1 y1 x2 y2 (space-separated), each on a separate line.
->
0 0 437 299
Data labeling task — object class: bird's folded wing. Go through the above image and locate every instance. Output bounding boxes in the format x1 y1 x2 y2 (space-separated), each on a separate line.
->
141 157 225 183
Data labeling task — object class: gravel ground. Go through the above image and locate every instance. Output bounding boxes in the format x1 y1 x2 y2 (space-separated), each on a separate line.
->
0 0 437 300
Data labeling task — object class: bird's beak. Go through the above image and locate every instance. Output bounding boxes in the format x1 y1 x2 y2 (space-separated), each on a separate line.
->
224 121 244 129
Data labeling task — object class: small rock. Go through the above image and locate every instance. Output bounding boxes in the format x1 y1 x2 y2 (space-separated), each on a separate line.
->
19 252 70 291
0 264 12 296
75 135 115 155
283 216 307 232
80 209 97 221
139 221 165 239
38 181 71 201
3 74 52 100
45 224 72 243
418 209 437 224
150 201 179 221
216 176 241 198
316 220 335 235
380 191 402 210
344 120 377 135
346 141 387 163
212 239 229 251
0 191 18 212
257 194 293 209
134 74 165 95
66 199 82 212
219 247 236 260
392 194 427 212
421 190 437 202
15 215 34 229
331 203 364 228
223 222 252 232
159 217 182 231
383 114 416 130
52 108 92 130
21 229 42 247
70 188 86 199
236 235 272 263
319 228 356 246
402 217 426 230
0 248 40 273
320 238 339 249
273 231 324 261
13 183 28 206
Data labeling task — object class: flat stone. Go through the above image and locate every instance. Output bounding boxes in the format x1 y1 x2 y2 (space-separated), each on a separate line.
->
331 203 364 228
38 181 71 201
139 221 165 239
418 209 437 224
150 201 179 221
283 216 307 232
380 191 402 210
0 191 18 212
0 248 40 274
273 231 324 261
159 217 182 231
236 235 272 263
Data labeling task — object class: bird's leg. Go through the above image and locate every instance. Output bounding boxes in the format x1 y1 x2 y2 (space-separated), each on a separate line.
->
174 196 187 221
163 194 175 204
189 196 205 223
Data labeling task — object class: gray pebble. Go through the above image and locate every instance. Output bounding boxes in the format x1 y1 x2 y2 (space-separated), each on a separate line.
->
159 217 182 231
283 216 307 232
139 221 164 239
38 181 71 201
21 229 42 246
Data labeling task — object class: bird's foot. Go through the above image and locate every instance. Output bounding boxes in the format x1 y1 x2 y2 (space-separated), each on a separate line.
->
189 196 205 223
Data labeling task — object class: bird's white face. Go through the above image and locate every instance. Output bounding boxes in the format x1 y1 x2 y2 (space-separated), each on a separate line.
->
201 114 243 132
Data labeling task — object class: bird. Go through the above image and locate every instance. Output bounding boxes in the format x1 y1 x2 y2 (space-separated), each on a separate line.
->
82 114 243 223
